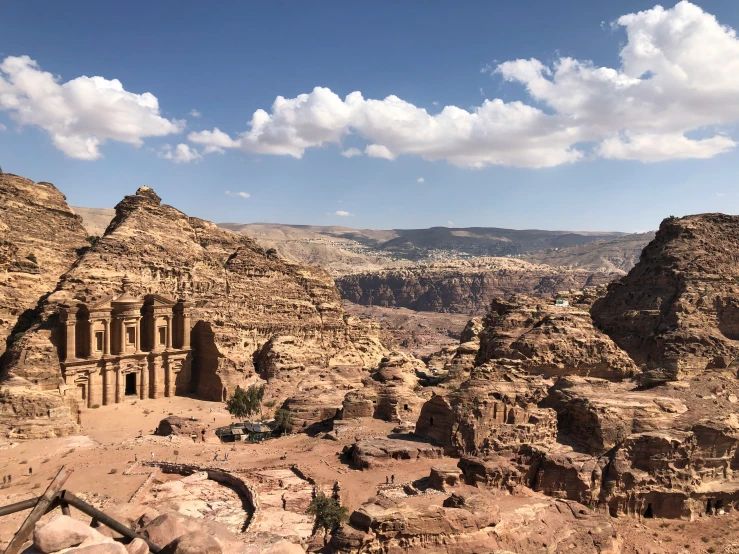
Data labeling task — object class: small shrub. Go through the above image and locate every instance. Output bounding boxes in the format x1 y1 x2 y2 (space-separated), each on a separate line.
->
702 537 710 543
306 493 348 539
264 399 276 409
91 404 100 409
42 458 50 464
26 253 37 264
108 468 118 475
707 548 716 554
659 522 670 528
31 483 41 489
19 460 27 465
86 236 100 247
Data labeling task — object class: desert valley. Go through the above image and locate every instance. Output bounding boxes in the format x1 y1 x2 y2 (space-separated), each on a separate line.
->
4 1 739 552
1 168 739 554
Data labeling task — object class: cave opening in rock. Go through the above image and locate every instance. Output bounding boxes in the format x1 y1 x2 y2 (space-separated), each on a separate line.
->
643 503 654 518
706 499 713 515
403 404 409 411
429 417 434 427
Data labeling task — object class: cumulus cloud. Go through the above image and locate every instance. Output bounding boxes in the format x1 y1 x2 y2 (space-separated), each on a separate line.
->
365 144 395 160
0 55 184 159
160 143 202 164
186 2 739 167
0 123 6 131
340 147 362 158
335 210 353 216
417 177 425 183
225 190 251 199
189 109 201 118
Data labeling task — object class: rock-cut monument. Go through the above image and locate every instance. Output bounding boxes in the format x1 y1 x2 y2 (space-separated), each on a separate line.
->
59 276 193 407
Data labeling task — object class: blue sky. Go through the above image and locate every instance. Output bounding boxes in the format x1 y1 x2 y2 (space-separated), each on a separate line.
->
2 1 739 232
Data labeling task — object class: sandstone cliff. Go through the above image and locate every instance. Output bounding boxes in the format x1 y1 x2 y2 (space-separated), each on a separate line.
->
592 213 739 380
476 295 639 381
1 185 386 435
0 174 88 361
336 259 616 314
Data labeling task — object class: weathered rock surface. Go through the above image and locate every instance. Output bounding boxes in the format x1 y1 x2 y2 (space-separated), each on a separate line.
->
33 515 112 553
544 377 688 455
329 491 620 554
1 184 386 433
336 258 615 314
0 174 88 362
592 213 739 380
346 437 444 469
415 366 555 456
476 295 639 381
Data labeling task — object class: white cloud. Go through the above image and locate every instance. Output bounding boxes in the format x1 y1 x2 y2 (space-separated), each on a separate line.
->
448 221 454 226
432 101 439 106
160 143 202 164
189 109 201 118
0 123 6 131
188 127 239 154
365 144 396 160
335 210 353 216
340 147 362 158
186 2 739 168
225 190 251 199
416 177 425 183
0 55 184 160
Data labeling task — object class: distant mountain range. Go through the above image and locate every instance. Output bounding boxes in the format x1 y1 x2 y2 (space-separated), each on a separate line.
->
72 208 653 277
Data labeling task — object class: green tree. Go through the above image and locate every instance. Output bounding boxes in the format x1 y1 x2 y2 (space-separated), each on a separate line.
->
306 493 348 544
274 407 294 435
226 384 265 421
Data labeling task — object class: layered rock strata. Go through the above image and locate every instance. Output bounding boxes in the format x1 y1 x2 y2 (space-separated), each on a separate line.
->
592 213 739 380
336 259 615 314
1 185 386 435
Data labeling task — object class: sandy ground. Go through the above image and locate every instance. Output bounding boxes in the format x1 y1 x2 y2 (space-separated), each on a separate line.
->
3 395 739 553
0 395 451 548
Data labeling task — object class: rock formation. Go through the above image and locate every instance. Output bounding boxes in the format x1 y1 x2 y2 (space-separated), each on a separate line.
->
476 294 639 381
0 174 88 361
336 259 615 314
592 213 739 380
0 182 386 436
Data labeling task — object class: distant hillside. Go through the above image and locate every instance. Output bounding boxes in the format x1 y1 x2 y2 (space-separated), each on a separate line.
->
71 206 115 237
522 232 654 273
73 211 647 277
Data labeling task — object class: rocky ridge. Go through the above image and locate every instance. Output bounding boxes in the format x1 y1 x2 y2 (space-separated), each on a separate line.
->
1 182 387 436
336 259 616 314
592 213 739 381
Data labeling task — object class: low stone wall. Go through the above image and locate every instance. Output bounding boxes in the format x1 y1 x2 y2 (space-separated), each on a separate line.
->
138 461 259 532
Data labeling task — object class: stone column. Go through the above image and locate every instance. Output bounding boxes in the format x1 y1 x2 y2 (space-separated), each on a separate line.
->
151 358 161 399
182 312 191 348
165 359 174 397
166 316 173 350
88 370 97 408
116 317 125 355
64 315 77 361
115 369 122 404
103 366 114 406
134 317 142 354
103 319 110 356
88 319 96 359
140 362 149 400
149 313 159 352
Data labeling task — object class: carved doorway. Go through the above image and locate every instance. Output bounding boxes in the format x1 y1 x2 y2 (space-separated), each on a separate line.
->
125 372 137 396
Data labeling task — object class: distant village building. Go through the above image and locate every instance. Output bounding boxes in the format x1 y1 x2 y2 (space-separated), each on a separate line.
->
59 276 193 408
555 298 569 307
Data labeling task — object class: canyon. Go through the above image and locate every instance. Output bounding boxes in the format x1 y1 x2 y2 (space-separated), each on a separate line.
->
2 170 739 553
